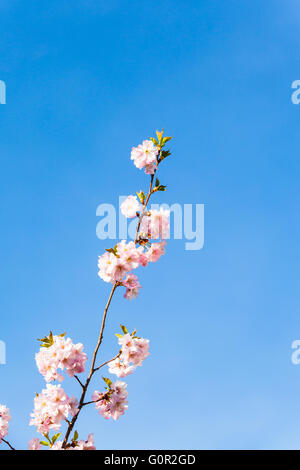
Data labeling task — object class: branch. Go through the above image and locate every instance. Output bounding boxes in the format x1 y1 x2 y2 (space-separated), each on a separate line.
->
2 438 16 450
74 375 84 389
93 350 122 373
62 282 118 448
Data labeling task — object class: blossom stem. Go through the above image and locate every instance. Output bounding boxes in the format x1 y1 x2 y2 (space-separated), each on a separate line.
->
93 350 122 373
2 438 16 450
62 282 118 448
74 375 84 389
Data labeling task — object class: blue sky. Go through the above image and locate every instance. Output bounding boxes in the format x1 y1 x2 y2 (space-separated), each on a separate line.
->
1 0 300 450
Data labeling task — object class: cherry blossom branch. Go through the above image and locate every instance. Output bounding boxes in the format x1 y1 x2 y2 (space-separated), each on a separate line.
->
62 282 118 448
2 438 16 451
93 349 122 373
74 375 84 389
62 142 165 449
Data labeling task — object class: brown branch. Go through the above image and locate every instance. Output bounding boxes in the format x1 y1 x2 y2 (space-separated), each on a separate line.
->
62 282 118 448
93 349 122 373
74 375 84 389
2 438 16 450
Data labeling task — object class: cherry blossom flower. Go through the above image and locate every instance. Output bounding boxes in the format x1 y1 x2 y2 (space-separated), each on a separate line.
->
146 241 166 263
51 433 96 451
120 195 141 219
35 335 88 383
131 140 158 174
30 385 78 434
118 334 150 367
0 405 11 443
141 208 170 240
28 438 41 450
92 381 128 421
108 357 136 378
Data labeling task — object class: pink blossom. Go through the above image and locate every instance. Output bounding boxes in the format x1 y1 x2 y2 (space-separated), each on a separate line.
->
122 273 142 300
51 433 96 451
147 241 166 263
141 208 170 240
120 196 141 218
92 381 128 421
30 384 78 433
108 357 136 377
98 240 142 284
0 405 11 443
108 333 150 378
35 335 88 383
118 334 150 367
131 140 158 173
28 438 42 450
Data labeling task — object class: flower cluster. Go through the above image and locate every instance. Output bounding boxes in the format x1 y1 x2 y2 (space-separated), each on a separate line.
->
0 405 11 443
35 333 88 382
28 433 96 451
109 331 150 377
131 140 158 174
98 239 166 299
30 384 78 434
92 380 128 421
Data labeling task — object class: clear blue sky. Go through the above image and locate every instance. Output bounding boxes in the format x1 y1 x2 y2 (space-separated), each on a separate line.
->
1 0 300 450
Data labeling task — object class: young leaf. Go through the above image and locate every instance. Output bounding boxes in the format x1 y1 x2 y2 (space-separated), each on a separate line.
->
150 137 158 146
137 190 146 204
52 433 61 445
156 129 164 144
73 430 79 442
40 441 49 447
162 136 173 146
103 377 112 388
120 324 128 334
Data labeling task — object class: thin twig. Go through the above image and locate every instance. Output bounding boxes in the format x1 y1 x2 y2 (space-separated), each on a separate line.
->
2 438 16 451
62 282 118 448
93 350 122 373
74 375 84 389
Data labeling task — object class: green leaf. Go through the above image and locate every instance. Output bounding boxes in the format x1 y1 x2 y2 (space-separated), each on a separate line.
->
52 433 61 444
137 190 146 204
157 185 167 191
155 178 160 187
105 246 119 257
156 129 164 144
103 377 112 388
40 441 49 447
160 150 171 162
37 331 55 348
115 333 123 338
120 324 128 334
73 430 79 442
149 137 158 146
131 329 137 337
162 136 173 146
